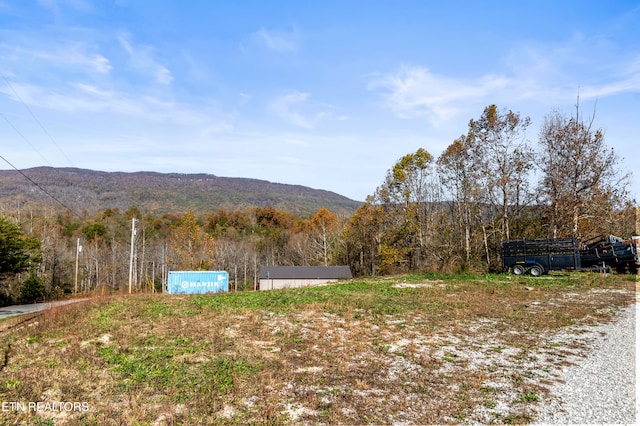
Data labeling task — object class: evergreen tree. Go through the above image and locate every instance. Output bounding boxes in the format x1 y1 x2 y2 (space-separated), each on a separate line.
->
0 216 41 281
19 271 45 303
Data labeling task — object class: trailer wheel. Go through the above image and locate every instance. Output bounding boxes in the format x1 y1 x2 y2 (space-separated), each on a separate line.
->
529 265 544 276
512 265 525 275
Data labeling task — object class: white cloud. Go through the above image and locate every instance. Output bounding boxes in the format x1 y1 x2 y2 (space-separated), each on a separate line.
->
269 91 312 128
0 29 230 134
370 44 640 125
0 80 234 133
239 92 252 104
568 54 640 99
369 66 511 124
117 32 173 85
56 47 112 74
252 26 300 53
268 90 332 129
579 77 640 99
0 42 112 75
502 36 640 103
1 81 140 115
87 54 112 74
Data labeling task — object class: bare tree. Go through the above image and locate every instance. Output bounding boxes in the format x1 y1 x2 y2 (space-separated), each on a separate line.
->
537 103 630 240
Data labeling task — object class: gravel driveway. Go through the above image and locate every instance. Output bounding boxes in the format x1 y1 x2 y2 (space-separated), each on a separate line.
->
533 300 637 425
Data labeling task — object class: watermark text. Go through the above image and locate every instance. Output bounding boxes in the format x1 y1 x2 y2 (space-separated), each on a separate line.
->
2 401 89 413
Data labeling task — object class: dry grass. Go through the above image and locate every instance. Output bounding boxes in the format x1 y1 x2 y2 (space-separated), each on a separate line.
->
0 272 636 425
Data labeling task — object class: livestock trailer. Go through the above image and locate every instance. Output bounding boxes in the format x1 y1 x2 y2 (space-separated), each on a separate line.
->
502 238 581 276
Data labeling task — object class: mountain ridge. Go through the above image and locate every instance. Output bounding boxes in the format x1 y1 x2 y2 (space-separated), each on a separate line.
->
0 167 362 216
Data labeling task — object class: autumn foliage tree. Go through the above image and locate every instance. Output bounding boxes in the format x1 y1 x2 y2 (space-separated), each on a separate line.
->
538 106 631 240
467 105 534 252
168 211 216 270
342 103 633 276
362 148 445 273
309 207 339 266
341 202 382 276
437 134 481 267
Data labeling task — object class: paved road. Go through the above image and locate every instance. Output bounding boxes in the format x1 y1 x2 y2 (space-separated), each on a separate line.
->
0 299 89 319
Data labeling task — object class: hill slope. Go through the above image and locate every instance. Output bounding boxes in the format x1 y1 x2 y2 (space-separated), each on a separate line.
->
0 167 362 216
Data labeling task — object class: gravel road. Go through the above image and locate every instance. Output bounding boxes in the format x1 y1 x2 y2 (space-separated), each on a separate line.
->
533 300 637 425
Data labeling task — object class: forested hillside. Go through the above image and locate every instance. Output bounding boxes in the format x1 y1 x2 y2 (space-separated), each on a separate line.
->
0 167 361 216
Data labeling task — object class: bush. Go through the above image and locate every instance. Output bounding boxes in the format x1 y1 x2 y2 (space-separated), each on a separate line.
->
19 271 45 304
0 291 13 307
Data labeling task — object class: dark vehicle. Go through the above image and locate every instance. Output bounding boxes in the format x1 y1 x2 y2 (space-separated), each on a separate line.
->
580 235 639 274
502 238 581 276
503 235 639 276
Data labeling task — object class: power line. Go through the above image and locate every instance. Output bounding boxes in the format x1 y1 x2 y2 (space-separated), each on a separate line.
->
0 72 75 167
0 153 84 219
0 74 82 218
0 111 51 165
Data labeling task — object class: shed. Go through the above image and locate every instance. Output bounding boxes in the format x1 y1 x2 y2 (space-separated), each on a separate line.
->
259 266 352 291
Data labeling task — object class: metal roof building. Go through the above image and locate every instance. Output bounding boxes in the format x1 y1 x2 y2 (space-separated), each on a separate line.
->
258 266 352 291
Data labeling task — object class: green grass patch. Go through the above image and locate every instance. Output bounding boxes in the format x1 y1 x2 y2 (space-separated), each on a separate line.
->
97 336 261 400
519 391 541 403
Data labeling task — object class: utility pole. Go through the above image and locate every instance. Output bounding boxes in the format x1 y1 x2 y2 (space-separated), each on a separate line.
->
74 238 82 295
128 218 137 294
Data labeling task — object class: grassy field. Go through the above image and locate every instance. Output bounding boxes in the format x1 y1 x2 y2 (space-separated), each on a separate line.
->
0 272 636 425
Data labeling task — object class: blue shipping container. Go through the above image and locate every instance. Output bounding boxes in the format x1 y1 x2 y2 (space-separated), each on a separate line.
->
167 271 229 294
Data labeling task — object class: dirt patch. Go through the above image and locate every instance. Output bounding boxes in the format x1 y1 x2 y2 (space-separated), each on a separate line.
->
392 279 446 288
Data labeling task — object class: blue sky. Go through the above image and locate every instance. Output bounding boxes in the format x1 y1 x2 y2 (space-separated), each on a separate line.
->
0 1 638 202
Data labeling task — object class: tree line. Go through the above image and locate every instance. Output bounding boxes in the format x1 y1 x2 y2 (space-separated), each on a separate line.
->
343 104 634 275
0 104 635 303
0 205 345 304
